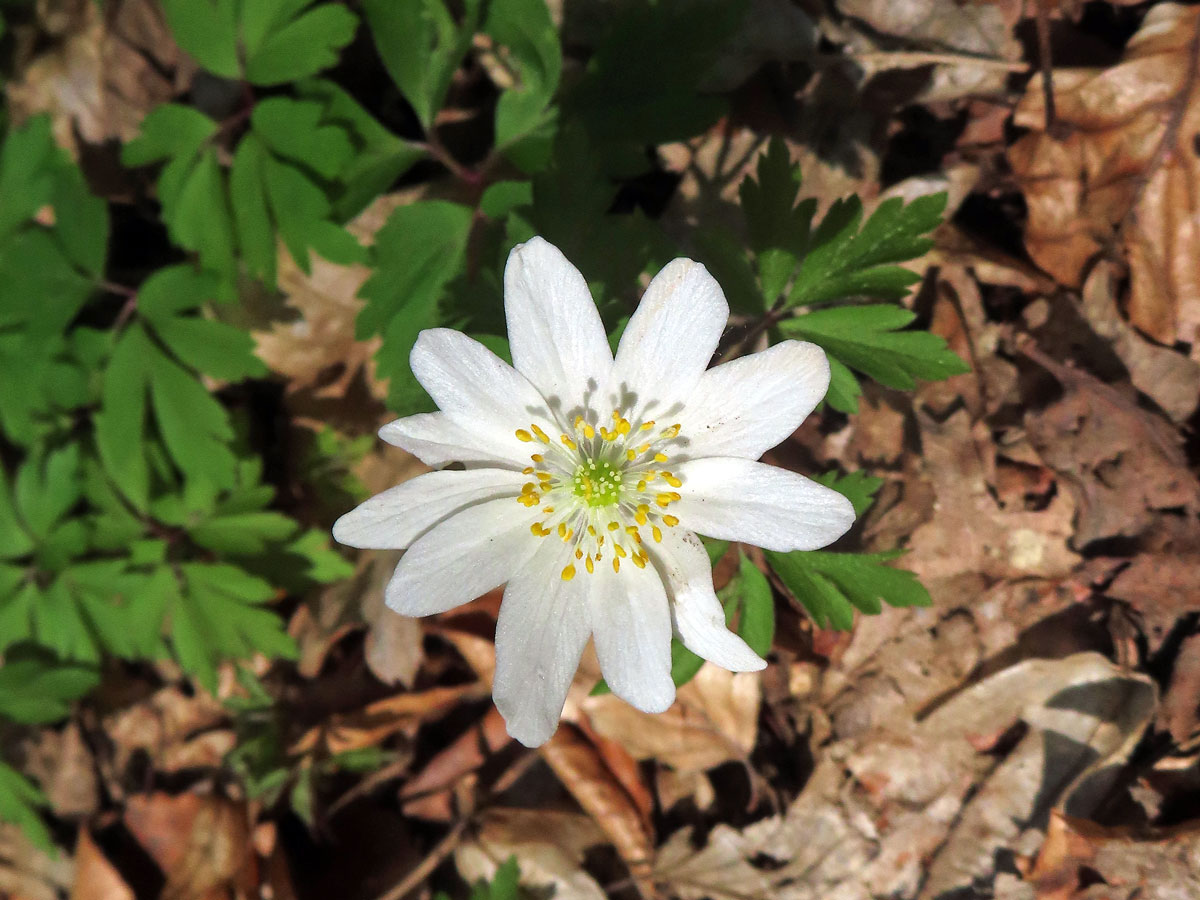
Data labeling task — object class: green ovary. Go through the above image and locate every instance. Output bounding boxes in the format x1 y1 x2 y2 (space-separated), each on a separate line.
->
572 459 622 508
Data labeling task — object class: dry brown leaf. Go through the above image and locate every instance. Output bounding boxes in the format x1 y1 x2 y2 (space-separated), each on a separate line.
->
291 683 484 757
905 409 1080 585
1021 340 1200 546
71 828 134 900
123 793 256 900
455 809 607 900
539 725 657 896
1027 811 1200 900
103 686 233 778
1009 3 1200 355
401 707 512 820
582 665 760 775
7 0 190 154
0 824 74 900
24 722 97 818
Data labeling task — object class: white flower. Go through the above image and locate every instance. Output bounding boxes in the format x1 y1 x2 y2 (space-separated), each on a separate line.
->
333 237 854 747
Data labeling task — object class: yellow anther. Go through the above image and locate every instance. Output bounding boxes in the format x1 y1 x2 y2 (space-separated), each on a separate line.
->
662 473 682 488
597 535 605 546
531 424 550 443
522 466 535 475
617 419 631 435
637 443 651 455
663 424 681 438
575 548 584 559
561 434 577 449
656 494 673 508
636 480 647 492
515 429 533 442
531 454 544 463
561 565 576 581
574 415 585 429
531 523 551 537
563 528 574 542
626 449 637 461
612 558 621 573
652 525 663 542
584 424 595 439
635 510 648 525
614 543 627 558
663 515 679 527
640 420 656 431
607 521 619 531
644 472 657 482
542 506 555 513
587 525 597 537
522 483 537 494
654 452 669 463
517 494 538 507
558 523 568 538
625 525 640 537
631 553 647 569
585 556 594 573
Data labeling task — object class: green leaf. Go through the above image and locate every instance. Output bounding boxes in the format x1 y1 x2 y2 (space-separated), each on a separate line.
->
94 325 152 510
173 563 297 693
14 444 81 540
765 549 931 631
0 465 35 560
823 355 862 414
739 137 816 302
122 103 218 167
161 0 356 85
152 317 267 381
485 0 561 171
359 200 474 412
814 469 884 518
780 304 970 392
251 98 354 180
0 114 60 242
0 762 52 853
51 160 108 276
363 0 481 129
728 554 773 657
295 79 426 219
159 0 240 78
0 645 98 724
787 192 946 307
243 2 358 85
189 511 297 556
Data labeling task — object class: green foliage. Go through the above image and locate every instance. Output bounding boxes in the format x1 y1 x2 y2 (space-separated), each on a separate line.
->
0 762 52 852
780 305 969 413
160 0 358 85
765 549 932 631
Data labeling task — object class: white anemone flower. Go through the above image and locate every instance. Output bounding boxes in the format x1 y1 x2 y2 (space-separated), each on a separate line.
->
333 237 855 747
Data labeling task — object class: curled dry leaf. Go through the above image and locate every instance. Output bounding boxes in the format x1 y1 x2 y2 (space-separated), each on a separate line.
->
103 686 233 777
1021 340 1200 546
905 409 1080 586
583 664 761 776
455 808 607 900
539 725 657 897
71 828 134 900
0 824 74 900
1027 811 1200 900
6 0 191 154
1009 3 1200 356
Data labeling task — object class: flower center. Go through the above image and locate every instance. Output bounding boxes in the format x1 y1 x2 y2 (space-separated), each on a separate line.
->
573 460 621 507
512 409 685 580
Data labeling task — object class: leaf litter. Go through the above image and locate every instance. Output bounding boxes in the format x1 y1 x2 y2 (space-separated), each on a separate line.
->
13 1 1200 898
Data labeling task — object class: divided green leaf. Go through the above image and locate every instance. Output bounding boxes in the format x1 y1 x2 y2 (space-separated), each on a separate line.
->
765 549 931 631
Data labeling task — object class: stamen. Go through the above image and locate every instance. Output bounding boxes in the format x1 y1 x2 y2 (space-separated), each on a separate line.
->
561 565 576 581
654 452 668 463
585 556 594 573
515 429 533 442
640 421 656 431
612 557 621 573
663 514 679 527
561 434 577 449
652 525 663 542
661 473 682 488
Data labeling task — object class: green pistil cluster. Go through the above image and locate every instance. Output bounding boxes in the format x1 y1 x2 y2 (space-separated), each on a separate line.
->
573 459 621 507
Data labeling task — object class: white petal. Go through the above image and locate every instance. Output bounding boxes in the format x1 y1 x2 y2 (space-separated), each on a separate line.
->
384 496 536 617
672 457 855 552
410 329 557 463
333 469 528 550
652 530 765 672
608 259 728 418
677 341 830 460
588 556 675 713
493 539 591 747
379 413 526 469
504 238 613 409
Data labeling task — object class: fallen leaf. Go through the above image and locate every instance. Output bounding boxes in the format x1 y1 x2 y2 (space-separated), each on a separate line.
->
1021 339 1200 546
583 664 761 775
7 0 190 154
1009 3 1200 356
71 828 133 900
455 808 607 900
103 686 233 777
401 707 513 821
